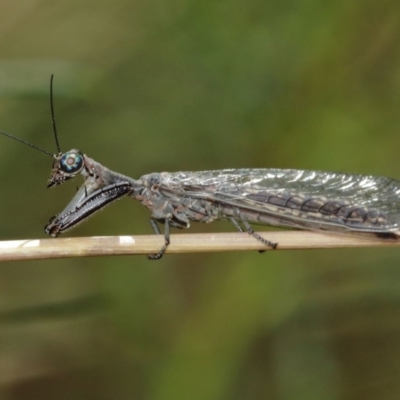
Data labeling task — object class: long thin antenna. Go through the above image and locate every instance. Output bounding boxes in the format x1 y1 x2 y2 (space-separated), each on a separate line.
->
0 130 53 157
50 74 61 154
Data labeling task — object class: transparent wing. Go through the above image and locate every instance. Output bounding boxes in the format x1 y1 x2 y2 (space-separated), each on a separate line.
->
160 169 400 234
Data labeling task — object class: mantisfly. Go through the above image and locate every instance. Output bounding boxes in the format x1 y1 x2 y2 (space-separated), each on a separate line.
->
1 76 400 259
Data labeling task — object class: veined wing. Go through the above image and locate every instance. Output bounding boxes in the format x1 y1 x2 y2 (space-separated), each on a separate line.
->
159 168 400 234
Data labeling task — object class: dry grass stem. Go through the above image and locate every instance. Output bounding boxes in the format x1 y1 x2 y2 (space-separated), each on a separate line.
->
0 231 398 261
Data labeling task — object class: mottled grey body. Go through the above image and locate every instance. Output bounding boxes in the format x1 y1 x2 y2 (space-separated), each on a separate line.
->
44 152 400 259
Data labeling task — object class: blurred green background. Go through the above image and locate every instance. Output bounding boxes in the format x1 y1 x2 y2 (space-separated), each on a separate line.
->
1 1 400 399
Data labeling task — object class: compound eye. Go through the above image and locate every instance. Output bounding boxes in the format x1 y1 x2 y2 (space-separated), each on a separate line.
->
59 151 84 174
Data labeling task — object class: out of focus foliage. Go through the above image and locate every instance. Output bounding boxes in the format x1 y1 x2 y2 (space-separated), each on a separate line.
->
0 1 400 399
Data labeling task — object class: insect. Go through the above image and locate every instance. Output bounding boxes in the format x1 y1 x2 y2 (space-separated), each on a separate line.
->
1 77 400 259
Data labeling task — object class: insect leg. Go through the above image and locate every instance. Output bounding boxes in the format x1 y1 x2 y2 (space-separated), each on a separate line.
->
147 218 171 260
231 209 277 250
45 182 133 237
228 217 245 232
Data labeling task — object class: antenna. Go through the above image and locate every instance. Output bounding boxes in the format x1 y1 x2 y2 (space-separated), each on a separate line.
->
50 74 61 154
0 75 64 158
0 129 53 157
